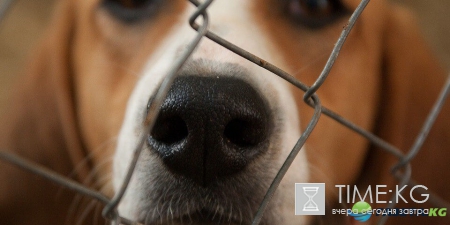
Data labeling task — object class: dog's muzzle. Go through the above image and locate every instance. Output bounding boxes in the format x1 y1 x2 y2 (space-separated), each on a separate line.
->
148 76 272 186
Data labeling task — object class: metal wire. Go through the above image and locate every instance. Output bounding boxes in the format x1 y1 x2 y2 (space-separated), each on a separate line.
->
0 0 14 23
392 74 450 172
102 0 213 223
303 0 370 101
0 150 111 205
0 151 142 225
0 0 449 225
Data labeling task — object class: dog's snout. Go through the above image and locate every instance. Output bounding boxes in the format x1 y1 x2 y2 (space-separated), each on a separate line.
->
148 76 271 186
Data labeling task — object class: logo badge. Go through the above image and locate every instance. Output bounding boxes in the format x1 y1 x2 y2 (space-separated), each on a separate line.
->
295 183 325 215
349 201 372 222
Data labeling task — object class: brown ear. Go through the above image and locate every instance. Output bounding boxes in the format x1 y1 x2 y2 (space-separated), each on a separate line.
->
358 5 450 225
0 1 93 224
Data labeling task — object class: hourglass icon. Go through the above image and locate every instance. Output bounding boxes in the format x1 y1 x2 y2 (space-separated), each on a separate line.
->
303 187 319 211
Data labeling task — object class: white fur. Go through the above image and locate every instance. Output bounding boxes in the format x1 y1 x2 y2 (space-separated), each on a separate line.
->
114 1 309 224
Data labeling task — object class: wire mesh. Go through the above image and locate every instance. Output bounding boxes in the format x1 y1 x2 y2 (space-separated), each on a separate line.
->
0 0 449 224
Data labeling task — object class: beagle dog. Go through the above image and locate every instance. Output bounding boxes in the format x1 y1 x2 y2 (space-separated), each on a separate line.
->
0 0 449 224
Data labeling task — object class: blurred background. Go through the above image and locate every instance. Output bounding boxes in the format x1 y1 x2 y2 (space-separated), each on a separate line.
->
0 0 449 110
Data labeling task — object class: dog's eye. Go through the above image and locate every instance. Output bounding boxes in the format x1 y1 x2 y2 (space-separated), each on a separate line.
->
102 0 161 22
287 0 347 28
110 0 149 9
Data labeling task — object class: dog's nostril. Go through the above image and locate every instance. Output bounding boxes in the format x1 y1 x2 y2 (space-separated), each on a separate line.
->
151 116 188 145
224 118 264 147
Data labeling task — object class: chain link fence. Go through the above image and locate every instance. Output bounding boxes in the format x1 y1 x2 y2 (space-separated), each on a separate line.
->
0 0 450 224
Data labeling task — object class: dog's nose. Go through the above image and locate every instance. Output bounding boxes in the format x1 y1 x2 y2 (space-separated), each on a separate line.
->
148 76 271 186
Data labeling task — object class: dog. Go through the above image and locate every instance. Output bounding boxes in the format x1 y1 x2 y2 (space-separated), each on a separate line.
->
1 0 449 224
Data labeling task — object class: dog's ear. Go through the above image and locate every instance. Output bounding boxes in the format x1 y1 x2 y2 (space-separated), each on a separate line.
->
0 1 93 224
358 5 450 224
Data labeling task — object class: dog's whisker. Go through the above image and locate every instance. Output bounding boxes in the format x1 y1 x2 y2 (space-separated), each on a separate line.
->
65 199 80 225
75 199 100 225
67 135 118 181
238 205 243 225
243 196 253 222
92 199 104 225
159 204 164 225
183 198 193 224
210 207 218 221
167 200 173 222
150 199 159 224
226 200 231 223
67 191 102 225
144 207 154 225
290 51 331 78
170 191 180 221
97 176 114 198
66 171 112 224
55 130 117 224
162 197 172 224
156 195 167 225
88 162 114 192
67 171 111 219
67 195 91 225
96 174 114 197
